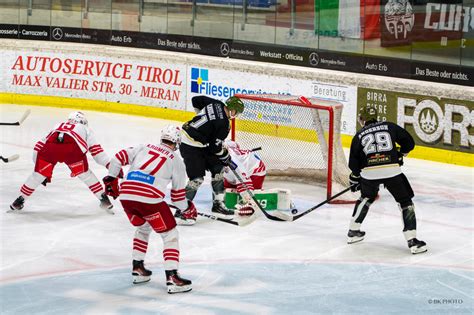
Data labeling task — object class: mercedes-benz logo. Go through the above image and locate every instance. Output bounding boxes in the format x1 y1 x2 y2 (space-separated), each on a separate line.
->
220 42 230 56
52 28 63 40
309 52 319 66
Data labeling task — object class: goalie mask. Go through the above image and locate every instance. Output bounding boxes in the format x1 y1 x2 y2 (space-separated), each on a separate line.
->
68 111 88 126
161 125 181 150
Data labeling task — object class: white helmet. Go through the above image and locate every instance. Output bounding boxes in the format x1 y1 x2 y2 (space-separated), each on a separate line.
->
68 111 88 126
161 125 181 149
224 139 239 150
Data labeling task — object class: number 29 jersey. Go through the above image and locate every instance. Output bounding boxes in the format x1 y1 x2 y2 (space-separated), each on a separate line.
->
348 121 415 180
108 143 188 210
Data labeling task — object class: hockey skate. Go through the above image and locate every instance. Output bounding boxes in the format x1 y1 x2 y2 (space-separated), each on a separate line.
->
408 238 427 254
165 270 192 294
99 193 114 215
211 201 234 219
9 196 25 212
132 260 152 284
347 230 366 244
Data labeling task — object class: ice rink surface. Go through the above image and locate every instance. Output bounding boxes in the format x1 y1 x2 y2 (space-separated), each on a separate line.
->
1 104 473 314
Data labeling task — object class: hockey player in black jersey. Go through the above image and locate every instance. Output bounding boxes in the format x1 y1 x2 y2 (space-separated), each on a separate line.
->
175 95 244 225
347 106 427 254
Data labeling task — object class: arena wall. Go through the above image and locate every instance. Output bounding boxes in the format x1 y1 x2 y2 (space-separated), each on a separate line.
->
0 39 472 166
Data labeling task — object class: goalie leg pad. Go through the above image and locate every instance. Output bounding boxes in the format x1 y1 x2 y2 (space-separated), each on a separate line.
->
250 175 265 190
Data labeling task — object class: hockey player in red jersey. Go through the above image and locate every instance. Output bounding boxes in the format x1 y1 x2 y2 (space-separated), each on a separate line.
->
9 111 114 214
103 125 193 294
223 140 266 215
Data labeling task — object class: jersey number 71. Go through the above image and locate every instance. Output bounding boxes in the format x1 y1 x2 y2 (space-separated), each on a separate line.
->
140 151 167 175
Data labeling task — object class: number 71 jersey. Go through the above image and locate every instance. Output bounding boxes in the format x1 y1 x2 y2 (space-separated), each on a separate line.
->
109 143 187 209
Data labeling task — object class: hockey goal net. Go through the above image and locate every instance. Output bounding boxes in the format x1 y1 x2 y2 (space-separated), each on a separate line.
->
231 94 354 203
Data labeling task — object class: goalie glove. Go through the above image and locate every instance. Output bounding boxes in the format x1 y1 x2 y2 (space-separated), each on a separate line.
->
349 173 361 192
103 176 120 199
236 202 255 216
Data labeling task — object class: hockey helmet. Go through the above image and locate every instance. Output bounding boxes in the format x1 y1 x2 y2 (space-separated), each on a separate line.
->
358 106 378 126
224 139 240 150
225 96 244 117
68 111 88 126
161 125 181 149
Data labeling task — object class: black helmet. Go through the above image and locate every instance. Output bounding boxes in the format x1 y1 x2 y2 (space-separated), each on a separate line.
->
358 106 378 125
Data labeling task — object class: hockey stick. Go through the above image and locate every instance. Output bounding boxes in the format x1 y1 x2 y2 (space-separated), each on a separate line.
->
250 147 262 152
169 205 255 227
290 186 354 222
197 211 256 226
229 167 292 222
0 109 31 126
0 154 19 163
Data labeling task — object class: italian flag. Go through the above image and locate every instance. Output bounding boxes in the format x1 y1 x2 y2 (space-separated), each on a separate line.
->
315 0 380 39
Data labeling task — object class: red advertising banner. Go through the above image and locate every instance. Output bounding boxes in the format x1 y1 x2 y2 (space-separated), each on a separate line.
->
381 0 471 47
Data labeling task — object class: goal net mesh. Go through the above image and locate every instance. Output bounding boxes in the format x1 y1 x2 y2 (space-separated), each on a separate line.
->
231 94 353 202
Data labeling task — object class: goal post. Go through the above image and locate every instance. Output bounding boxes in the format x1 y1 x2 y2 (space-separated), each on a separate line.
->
231 94 354 203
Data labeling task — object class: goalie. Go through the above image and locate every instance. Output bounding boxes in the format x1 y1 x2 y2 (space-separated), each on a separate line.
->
222 140 266 216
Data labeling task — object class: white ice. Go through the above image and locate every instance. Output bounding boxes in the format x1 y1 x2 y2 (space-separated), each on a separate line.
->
0 104 473 314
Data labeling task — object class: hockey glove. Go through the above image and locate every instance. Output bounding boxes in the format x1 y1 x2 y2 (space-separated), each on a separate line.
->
217 148 232 166
183 200 198 220
397 151 406 166
349 173 361 192
103 176 120 199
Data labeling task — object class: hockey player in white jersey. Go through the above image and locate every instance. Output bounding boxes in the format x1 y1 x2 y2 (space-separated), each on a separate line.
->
223 140 266 215
9 111 114 213
103 125 193 294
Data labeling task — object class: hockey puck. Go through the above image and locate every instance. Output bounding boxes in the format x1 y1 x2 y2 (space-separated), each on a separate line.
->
291 209 298 214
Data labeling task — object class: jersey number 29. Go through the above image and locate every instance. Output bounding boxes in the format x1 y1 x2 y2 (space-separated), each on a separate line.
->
361 131 393 155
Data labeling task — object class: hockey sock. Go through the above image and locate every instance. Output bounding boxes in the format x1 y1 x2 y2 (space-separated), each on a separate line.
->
77 170 104 199
211 172 225 202
133 223 152 261
349 197 373 231
399 202 417 241
161 228 179 270
185 177 203 201
20 172 46 198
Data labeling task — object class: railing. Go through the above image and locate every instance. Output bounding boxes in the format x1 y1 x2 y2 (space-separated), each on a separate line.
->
0 0 472 86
